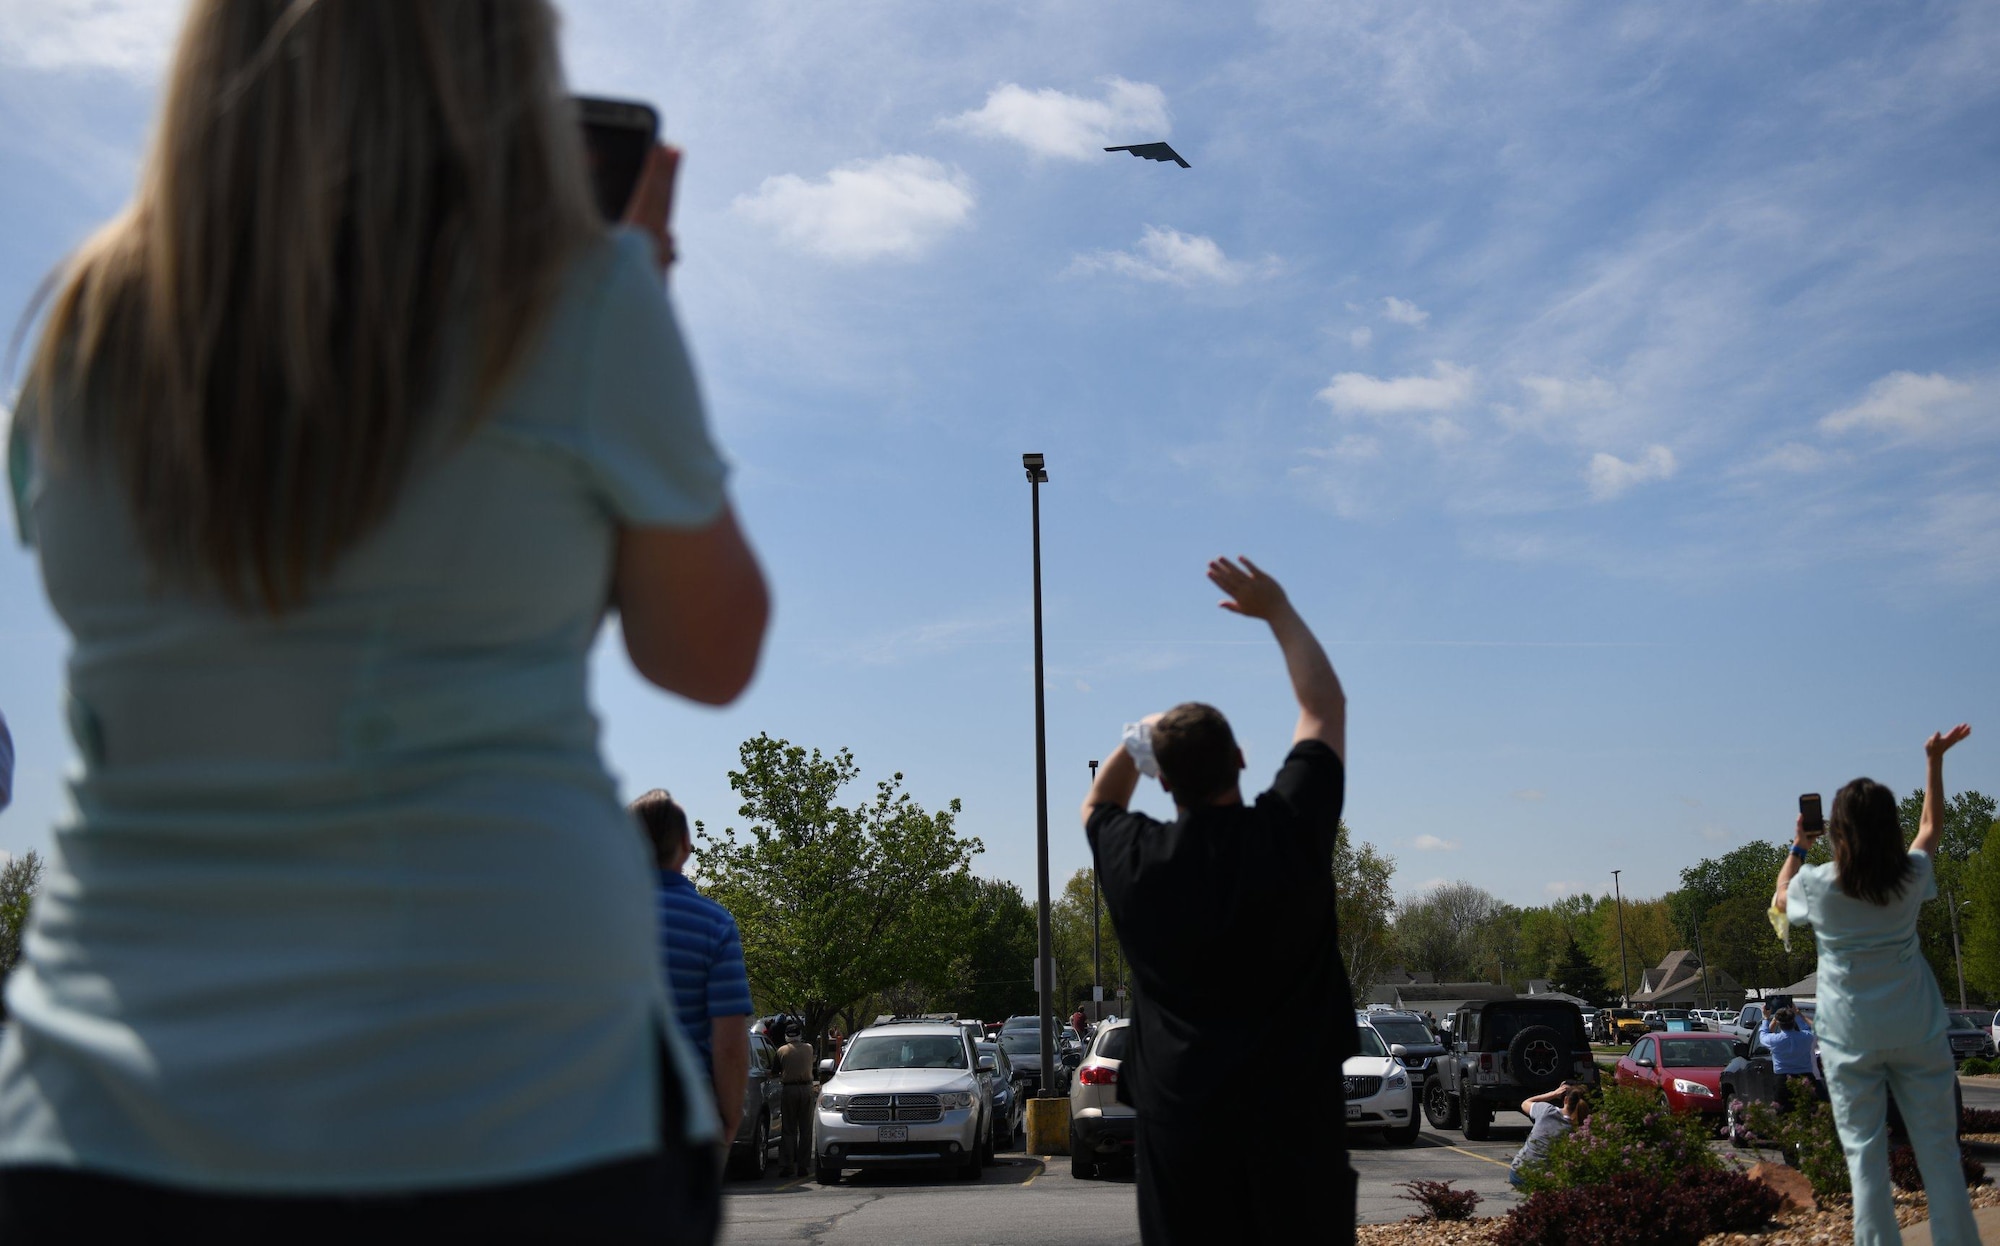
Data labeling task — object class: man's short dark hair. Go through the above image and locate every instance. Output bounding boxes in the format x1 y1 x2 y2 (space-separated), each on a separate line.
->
1150 702 1239 805
629 789 689 867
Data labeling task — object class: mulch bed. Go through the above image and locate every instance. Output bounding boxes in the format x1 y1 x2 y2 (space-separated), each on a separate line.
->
1357 1183 2000 1246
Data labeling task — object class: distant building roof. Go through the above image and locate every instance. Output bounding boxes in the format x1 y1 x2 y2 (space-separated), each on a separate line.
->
1395 983 1515 1003
1774 973 1817 998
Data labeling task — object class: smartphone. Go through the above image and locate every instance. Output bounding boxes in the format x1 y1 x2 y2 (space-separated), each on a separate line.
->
1799 793 1824 836
575 96 659 221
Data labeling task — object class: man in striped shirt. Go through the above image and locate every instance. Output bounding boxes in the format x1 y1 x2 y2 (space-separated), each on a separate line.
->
631 790 755 1151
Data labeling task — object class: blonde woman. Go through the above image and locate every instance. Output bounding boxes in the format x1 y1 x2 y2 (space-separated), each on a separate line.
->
1 2 765 1238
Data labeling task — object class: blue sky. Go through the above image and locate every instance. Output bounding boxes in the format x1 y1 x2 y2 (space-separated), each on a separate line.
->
1 0 1996 913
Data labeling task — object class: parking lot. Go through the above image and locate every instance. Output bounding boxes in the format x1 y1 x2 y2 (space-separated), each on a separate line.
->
717 1123 1525 1245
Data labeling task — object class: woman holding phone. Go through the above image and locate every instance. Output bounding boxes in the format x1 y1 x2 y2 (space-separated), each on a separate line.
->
1772 726 1977 1246
2 2 763 1238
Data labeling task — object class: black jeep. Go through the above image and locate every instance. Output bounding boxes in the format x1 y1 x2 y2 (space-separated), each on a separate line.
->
1424 999 1599 1141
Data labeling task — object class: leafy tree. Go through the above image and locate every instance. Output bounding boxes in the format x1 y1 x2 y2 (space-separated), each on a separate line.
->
694 735 982 1044
1960 821 2000 1000
1898 788 1996 1003
0 850 43 994
1705 890 1812 989
939 877 1039 1024
1053 867 1130 1014
1394 882 1503 982
1335 824 1397 998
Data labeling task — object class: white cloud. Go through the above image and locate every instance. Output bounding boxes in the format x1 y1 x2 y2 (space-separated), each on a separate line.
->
1519 374 1616 415
1819 371 1985 442
1413 834 1458 851
1318 361 1475 415
1069 226 1276 286
1331 434 1381 461
1382 295 1430 326
0 0 184 75
1754 442 1830 473
1543 880 1588 898
1586 445 1676 500
1513 788 1546 803
943 78 1169 161
1349 326 1373 350
733 155 974 262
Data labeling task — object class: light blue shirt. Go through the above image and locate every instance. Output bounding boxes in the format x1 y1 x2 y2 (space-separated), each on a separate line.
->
1787 850 1947 1052
2 230 726 1193
1764 1023 1817 1075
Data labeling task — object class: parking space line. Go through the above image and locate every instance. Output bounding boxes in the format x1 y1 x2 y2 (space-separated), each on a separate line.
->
774 1173 812 1191
1020 1157 1050 1187
1419 1142 1513 1170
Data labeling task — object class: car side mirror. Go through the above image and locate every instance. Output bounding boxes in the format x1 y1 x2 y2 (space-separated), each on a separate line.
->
1636 1057 1652 1068
816 1058 835 1081
1389 1044 1410 1060
978 1055 996 1072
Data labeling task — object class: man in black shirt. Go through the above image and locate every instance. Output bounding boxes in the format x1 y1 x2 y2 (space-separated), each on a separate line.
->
1082 556 1356 1245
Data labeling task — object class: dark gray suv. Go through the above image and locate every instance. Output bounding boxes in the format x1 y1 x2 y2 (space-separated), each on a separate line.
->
1424 999 1598 1141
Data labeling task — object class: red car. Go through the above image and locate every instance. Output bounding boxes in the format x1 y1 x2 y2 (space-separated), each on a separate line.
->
1613 1032 1741 1126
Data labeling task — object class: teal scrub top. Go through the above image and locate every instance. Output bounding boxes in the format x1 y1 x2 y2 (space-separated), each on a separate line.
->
2 229 724 1193
1787 850 1947 1052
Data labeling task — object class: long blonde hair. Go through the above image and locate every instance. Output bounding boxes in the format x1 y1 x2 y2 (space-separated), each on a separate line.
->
21 0 602 612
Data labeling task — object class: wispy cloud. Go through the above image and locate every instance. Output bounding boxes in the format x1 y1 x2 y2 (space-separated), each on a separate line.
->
943 78 1169 161
1381 295 1429 326
1413 834 1458 851
834 608 1021 666
1348 326 1373 350
1069 226 1277 286
1586 445 1676 500
1819 371 1988 443
1544 880 1588 897
1513 788 1546 803
1318 361 1474 415
0 0 182 76
733 155 974 262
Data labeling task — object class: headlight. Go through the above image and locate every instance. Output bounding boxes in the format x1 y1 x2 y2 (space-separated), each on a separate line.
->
820 1094 849 1111
1672 1079 1715 1097
1386 1074 1408 1091
938 1091 972 1110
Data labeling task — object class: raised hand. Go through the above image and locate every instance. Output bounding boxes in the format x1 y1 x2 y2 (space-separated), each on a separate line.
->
622 142 682 277
1207 556 1290 621
1926 724 1972 760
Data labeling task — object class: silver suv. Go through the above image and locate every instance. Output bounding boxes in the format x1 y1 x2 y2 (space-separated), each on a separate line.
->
813 1021 994 1183
1068 1017 1134 1179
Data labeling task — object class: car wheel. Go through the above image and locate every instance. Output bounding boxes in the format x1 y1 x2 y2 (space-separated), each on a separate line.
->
960 1137 983 1179
1070 1126 1098 1180
1388 1111 1422 1146
981 1117 997 1163
729 1112 769 1180
1463 1102 1492 1141
1423 1079 1461 1130
815 1162 841 1185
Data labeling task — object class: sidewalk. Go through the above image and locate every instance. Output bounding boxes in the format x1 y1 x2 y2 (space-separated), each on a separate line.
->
1900 1204 1998 1245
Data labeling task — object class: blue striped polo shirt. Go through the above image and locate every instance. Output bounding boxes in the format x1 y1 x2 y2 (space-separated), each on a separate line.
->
657 871 754 1070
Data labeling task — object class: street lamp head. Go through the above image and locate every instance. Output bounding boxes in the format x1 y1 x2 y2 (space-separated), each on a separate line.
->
1022 452 1048 483
1022 453 1044 469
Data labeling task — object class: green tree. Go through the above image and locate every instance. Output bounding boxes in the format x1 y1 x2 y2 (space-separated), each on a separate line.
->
1547 934 1611 1005
939 877 1039 1024
0 851 44 995
1394 882 1503 982
1960 821 2000 1000
1898 788 1997 1003
1052 867 1130 1014
1335 824 1397 998
694 735 982 1044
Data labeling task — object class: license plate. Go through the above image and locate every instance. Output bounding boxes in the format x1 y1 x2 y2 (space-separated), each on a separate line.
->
1345 1105 1362 1120
877 1125 908 1142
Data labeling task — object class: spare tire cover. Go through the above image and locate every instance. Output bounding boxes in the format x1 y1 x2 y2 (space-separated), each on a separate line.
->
1509 1024 1568 1090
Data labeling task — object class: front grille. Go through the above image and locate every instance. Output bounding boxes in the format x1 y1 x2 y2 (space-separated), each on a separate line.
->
842 1092 944 1124
1344 1076 1383 1099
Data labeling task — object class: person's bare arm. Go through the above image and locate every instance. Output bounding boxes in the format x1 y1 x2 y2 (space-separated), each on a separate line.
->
1081 744 1142 829
615 504 770 705
710 1015 749 1141
1520 1085 1565 1116
1913 724 1971 859
1771 813 1816 913
1207 557 1345 761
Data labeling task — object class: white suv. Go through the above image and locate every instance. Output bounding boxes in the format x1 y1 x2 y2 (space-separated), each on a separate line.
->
814 1021 994 1183
1347 1022 1420 1145
1068 1017 1134 1179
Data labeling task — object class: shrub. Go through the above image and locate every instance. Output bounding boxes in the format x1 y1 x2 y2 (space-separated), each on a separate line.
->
1740 1094 1850 1199
1516 1085 1720 1196
1963 1106 2000 1133
1960 1058 1996 1076
1888 1144 1992 1192
1397 1178 1482 1221
1494 1167 1782 1246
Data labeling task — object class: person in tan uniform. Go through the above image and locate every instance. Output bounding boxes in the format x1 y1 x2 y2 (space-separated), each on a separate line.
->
775 1023 818 1178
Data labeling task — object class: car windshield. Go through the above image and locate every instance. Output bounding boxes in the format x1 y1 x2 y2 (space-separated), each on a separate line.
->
1949 1013 1986 1032
1659 1039 1731 1068
843 1034 967 1070
1095 1027 1131 1061
998 1033 1039 1057
1370 1020 1434 1047
1353 1026 1388 1058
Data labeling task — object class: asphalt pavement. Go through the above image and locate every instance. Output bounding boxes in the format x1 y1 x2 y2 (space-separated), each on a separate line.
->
716 1121 1526 1245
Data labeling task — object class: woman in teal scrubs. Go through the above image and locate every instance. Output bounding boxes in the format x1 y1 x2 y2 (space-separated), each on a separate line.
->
1773 725 1977 1246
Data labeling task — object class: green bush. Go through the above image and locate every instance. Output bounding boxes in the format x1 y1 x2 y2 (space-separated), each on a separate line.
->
1516 1085 1721 1196
1960 1058 1995 1076
1396 1178 1482 1221
1740 1094 1850 1199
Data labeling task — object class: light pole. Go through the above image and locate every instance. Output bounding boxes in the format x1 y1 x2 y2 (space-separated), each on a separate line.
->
1611 870 1630 1006
1691 914 1713 1010
1023 452 1055 1096
1948 887 1969 1011
1088 759 1101 1012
